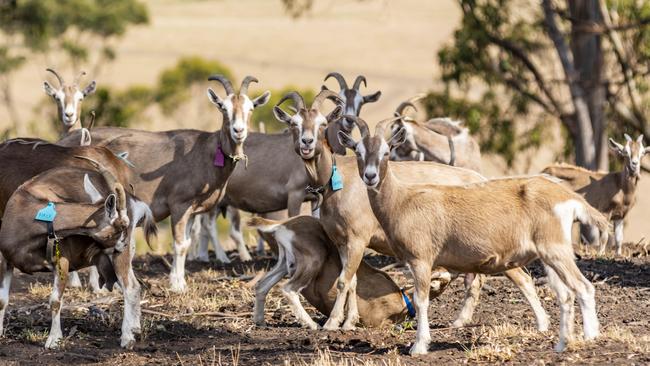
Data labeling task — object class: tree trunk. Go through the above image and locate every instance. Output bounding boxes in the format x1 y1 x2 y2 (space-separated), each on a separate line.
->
569 0 608 170
542 0 597 169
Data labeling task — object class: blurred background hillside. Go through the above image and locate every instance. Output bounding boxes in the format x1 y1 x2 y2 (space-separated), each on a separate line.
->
1 0 649 250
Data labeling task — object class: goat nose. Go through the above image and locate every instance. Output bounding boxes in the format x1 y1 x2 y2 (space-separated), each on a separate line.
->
233 126 244 133
302 137 314 145
364 172 377 180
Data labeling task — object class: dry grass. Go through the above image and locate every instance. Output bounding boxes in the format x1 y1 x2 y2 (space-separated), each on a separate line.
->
464 324 545 362
27 282 51 298
286 348 404 366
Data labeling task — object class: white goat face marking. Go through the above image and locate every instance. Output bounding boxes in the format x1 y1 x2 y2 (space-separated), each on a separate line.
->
355 140 366 162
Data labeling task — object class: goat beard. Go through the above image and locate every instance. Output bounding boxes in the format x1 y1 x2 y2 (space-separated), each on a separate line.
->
304 158 320 185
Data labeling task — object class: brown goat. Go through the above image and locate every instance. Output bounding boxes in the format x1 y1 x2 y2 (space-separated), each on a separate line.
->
542 134 650 254
338 116 609 355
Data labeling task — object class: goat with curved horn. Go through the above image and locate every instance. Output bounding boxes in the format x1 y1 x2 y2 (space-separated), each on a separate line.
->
324 72 348 90
46 68 65 87
311 89 342 110
277 91 306 111
208 75 235 95
352 75 367 90
239 76 258 95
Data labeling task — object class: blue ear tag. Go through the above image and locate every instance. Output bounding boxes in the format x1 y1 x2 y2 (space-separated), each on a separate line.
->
331 165 344 191
35 202 57 222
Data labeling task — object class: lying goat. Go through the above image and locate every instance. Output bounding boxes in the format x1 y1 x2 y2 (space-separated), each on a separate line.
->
249 216 438 328
338 115 609 355
542 134 649 255
0 162 155 349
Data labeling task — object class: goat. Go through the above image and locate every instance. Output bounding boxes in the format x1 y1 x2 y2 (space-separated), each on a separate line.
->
249 216 437 328
272 92 549 334
389 96 482 172
58 75 270 292
321 72 381 155
0 162 156 349
337 115 609 355
43 68 96 136
542 134 649 255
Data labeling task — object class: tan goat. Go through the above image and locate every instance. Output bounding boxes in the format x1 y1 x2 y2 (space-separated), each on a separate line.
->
249 216 430 328
338 115 609 355
272 92 549 334
543 134 649 255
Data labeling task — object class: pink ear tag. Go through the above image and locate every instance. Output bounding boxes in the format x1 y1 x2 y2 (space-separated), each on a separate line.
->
213 143 225 167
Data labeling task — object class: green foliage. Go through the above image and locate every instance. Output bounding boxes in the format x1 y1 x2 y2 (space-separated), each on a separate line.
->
156 56 233 114
252 87 316 133
82 85 154 129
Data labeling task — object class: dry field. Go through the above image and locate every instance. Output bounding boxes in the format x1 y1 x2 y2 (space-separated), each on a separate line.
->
0 243 648 365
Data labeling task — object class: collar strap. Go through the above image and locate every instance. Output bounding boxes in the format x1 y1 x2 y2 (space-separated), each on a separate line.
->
45 221 60 267
214 142 248 168
401 288 416 318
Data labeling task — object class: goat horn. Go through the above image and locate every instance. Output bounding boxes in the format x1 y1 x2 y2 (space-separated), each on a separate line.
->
277 91 305 111
74 156 125 211
74 70 87 85
46 68 65 87
352 75 367 90
208 75 235 95
375 116 408 139
324 72 348 91
311 89 342 111
394 101 418 117
342 115 369 138
239 75 258 95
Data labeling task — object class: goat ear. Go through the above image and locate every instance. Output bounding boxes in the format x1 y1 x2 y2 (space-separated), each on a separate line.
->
104 193 117 219
80 128 92 146
253 90 271 108
337 130 357 150
82 81 97 96
273 106 293 124
326 105 343 122
388 127 407 148
363 90 381 104
207 88 226 110
43 81 57 97
84 174 103 204
608 138 625 155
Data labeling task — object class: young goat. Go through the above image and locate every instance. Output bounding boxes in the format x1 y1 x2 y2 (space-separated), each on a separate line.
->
0 163 155 349
338 116 609 355
43 68 96 136
543 134 649 255
273 92 549 333
249 216 429 328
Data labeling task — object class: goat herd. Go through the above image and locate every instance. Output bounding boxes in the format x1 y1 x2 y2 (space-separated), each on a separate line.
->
0 70 647 356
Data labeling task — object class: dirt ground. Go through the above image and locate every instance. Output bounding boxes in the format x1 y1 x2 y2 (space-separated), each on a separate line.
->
0 242 648 365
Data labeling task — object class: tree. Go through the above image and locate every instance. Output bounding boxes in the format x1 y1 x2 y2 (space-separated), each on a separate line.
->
428 0 650 171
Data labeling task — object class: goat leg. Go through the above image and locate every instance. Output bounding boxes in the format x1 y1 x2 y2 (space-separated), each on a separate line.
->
45 256 69 349
0 256 13 336
113 247 141 349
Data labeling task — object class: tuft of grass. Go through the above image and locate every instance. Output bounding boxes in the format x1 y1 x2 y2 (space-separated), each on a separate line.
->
286 348 404 366
18 329 48 345
464 324 542 363
601 325 650 353
27 282 52 298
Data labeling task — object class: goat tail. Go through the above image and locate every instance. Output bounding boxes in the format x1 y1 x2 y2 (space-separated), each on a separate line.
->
142 208 158 248
246 217 281 233
577 201 610 246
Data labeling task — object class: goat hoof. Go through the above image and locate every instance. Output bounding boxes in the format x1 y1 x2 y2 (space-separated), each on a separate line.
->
450 319 466 328
121 337 136 349
409 342 429 356
341 320 357 331
169 277 187 293
554 341 567 352
322 319 341 331
44 335 62 349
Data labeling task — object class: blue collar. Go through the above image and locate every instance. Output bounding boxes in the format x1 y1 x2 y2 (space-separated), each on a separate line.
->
401 288 416 318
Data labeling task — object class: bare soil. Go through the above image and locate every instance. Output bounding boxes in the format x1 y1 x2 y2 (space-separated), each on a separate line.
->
0 244 648 365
